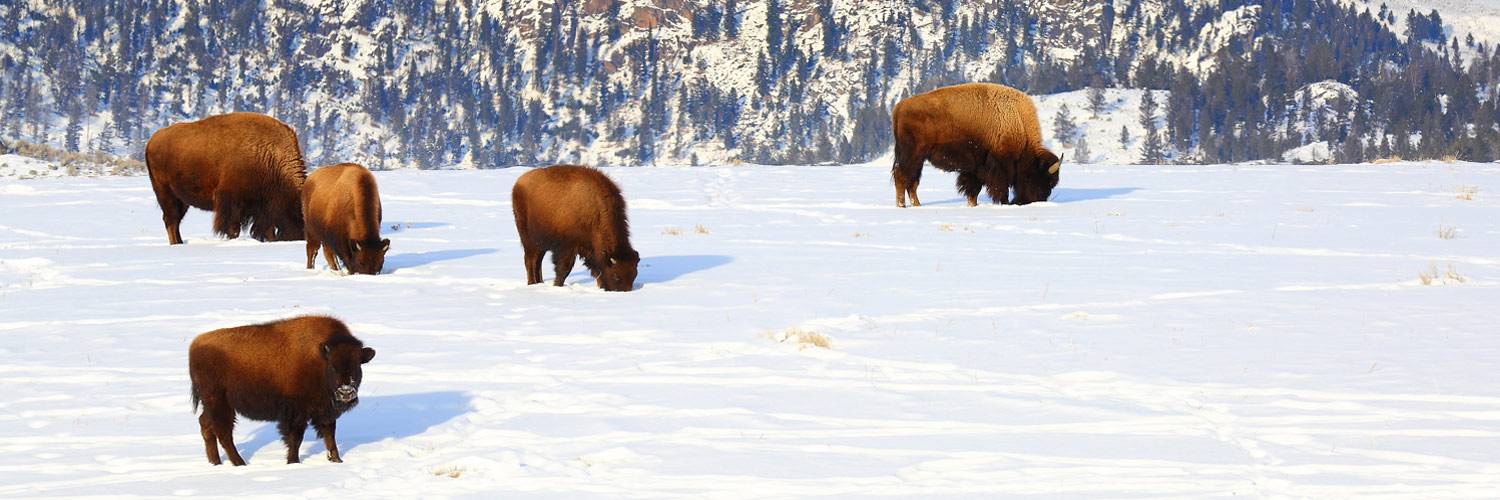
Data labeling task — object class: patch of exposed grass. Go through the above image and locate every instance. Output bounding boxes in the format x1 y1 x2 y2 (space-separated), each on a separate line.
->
1419 263 1466 285
766 327 831 350
1457 186 1478 201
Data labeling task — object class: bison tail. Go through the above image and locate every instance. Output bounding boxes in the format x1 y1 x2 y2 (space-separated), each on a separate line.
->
190 383 200 413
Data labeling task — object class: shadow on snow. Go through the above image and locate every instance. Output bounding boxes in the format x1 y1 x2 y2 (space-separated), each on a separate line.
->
922 187 1139 206
559 254 734 287
383 248 497 271
240 391 473 462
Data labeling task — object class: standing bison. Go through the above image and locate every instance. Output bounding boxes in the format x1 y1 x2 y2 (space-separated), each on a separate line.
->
302 163 389 275
144 112 307 244
511 165 639 292
189 316 376 466
891 83 1061 207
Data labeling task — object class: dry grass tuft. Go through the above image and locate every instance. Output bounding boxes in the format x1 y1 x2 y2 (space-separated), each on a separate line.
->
1441 154 1459 163
663 225 709 236
1419 263 1466 285
1445 264 1467 283
1456 186 1478 201
1371 156 1404 164
1437 225 1457 240
432 466 466 478
767 327 831 350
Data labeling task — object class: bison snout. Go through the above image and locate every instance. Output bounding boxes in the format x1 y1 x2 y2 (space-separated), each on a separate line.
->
334 385 358 403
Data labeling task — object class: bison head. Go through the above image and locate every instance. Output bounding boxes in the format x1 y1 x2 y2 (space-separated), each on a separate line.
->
348 238 391 275
594 249 640 292
1011 150 1061 205
321 342 376 408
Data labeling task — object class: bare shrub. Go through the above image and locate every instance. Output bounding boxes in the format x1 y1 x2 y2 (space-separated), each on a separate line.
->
1437 225 1457 240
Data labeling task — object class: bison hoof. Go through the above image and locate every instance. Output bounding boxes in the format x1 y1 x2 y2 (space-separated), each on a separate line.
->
327 455 343 463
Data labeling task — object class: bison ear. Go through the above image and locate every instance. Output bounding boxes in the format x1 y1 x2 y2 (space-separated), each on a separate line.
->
360 347 376 364
381 239 391 254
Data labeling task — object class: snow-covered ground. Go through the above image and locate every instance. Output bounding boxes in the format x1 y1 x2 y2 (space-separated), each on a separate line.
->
0 154 62 179
2 163 1498 497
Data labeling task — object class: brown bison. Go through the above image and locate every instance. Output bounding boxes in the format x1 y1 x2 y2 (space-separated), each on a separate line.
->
144 112 307 244
511 165 639 292
302 163 389 275
189 316 376 466
891 83 1062 207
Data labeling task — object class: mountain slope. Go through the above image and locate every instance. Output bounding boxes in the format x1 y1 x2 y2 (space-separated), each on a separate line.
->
0 0 1491 167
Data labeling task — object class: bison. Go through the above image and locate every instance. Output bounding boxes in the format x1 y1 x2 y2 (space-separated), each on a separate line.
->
511 165 639 292
891 83 1061 207
145 112 307 244
189 316 376 466
302 163 389 275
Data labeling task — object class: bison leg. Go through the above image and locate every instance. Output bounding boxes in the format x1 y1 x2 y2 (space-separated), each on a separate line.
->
552 249 578 287
523 246 545 285
323 243 341 272
279 415 308 464
985 182 1010 205
905 160 924 207
199 412 221 465
957 172 983 207
156 194 188 245
305 235 320 270
211 198 243 240
203 402 246 466
314 417 342 463
893 153 925 207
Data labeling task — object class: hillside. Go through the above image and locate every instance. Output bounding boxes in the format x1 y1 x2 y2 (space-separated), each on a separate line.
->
2 0 1496 169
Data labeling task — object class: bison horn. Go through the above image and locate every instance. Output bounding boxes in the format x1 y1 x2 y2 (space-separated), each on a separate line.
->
609 257 618 265
1048 161 1061 175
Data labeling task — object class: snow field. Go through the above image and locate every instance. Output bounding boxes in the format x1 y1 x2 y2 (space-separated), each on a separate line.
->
1 163 1499 496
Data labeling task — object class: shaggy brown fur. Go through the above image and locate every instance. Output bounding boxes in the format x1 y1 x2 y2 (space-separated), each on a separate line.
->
511 165 639 291
145 112 307 244
302 163 388 275
189 316 376 466
891 83 1061 207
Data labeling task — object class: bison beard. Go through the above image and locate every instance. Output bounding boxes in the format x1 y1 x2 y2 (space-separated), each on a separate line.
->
891 83 1061 207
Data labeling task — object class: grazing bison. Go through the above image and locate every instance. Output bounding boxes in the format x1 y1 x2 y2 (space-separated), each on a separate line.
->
891 83 1062 207
189 316 376 466
145 112 307 244
302 163 389 275
511 165 639 291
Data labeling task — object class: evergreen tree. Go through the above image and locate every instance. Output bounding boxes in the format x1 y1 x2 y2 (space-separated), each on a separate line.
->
1074 134 1091 164
724 0 740 38
1087 85 1106 118
1053 103 1078 146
